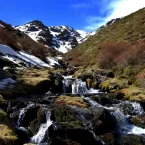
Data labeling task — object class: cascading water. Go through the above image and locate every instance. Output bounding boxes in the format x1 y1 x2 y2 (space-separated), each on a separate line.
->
31 109 52 144
62 78 73 94
72 79 88 94
62 77 99 94
17 103 34 126
83 95 145 135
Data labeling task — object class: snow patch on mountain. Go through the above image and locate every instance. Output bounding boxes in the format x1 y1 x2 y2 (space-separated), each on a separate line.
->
0 44 52 68
16 21 88 53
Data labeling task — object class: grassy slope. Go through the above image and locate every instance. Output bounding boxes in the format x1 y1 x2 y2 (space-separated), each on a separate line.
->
65 8 145 66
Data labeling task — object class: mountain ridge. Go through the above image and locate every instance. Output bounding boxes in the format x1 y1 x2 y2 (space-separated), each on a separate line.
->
16 20 88 53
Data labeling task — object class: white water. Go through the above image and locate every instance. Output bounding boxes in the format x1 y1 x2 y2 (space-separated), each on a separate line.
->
31 110 52 143
72 79 88 94
63 78 99 94
83 95 145 135
17 103 34 126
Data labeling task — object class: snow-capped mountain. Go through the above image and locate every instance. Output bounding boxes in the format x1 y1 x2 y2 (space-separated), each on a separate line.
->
16 20 88 53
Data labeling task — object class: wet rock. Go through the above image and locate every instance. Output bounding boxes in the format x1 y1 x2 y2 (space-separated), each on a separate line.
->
131 114 145 128
15 127 31 144
100 133 115 145
117 134 145 145
18 104 40 127
49 125 103 145
51 138 81 145
51 105 82 123
70 106 93 120
92 107 116 135
29 106 46 135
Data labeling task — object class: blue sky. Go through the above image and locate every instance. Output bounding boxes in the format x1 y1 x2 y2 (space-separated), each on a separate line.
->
0 0 145 32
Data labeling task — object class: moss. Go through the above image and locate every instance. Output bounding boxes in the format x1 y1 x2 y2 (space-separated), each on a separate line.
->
119 86 145 101
0 109 18 145
100 78 128 92
0 95 6 105
59 121 84 129
51 106 79 123
55 96 87 108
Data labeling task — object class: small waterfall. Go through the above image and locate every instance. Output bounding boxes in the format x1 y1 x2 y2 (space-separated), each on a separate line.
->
81 115 105 145
62 78 73 94
82 96 102 107
62 77 99 95
17 103 34 126
72 79 88 94
31 110 52 143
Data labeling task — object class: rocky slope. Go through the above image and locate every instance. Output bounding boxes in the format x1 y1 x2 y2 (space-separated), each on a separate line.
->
16 20 88 53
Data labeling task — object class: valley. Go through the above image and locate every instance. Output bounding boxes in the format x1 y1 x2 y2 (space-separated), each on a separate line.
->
1 6 145 145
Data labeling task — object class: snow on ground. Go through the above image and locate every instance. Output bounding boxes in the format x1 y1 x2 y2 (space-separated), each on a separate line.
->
0 78 16 89
76 30 89 43
0 24 5 28
47 57 60 66
0 44 52 68
27 30 42 42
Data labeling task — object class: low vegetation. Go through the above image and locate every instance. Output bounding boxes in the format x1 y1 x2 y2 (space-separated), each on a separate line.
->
55 96 87 108
65 8 145 67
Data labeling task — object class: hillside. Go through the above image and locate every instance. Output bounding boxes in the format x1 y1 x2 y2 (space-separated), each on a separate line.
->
65 8 145 66
0 20 62 68
16 20 88 53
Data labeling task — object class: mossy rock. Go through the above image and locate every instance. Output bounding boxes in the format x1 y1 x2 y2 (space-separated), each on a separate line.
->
0 95 6 106
0 109 18 145
100 133 115 145
51 105 81 123
55 96 87 108
29 119 40 135
59 121 84 129
131 114 145 128
100 78 128 92
119 86 145 101
118 134 145 145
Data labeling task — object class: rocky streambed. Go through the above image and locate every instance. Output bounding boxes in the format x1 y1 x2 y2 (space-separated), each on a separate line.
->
1 77 145 145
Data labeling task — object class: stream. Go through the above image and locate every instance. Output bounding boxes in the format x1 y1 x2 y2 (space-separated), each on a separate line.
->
7 76 145 145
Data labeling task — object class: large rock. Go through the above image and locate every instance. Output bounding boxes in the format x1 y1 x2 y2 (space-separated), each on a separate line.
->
117 134 145 145
92 107 116 135
54 96 87 108
131 114 145 128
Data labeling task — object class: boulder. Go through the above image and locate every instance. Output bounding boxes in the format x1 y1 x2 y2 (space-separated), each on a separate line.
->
54 96 87 108
117 134 145 145
92 107 116 135
131 114 145 128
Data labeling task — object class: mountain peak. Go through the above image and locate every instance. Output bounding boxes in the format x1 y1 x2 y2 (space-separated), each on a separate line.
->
16 21 88 53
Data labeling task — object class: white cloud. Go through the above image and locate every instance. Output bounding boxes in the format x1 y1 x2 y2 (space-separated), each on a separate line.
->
72 0 99 9
84 0 145 31
72 2 93 9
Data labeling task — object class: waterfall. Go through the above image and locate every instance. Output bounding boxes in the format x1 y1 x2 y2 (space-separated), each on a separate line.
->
62 77 99 94
17 103 34 126
31 110 52 143
72 79 88 94
62 78 73 94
